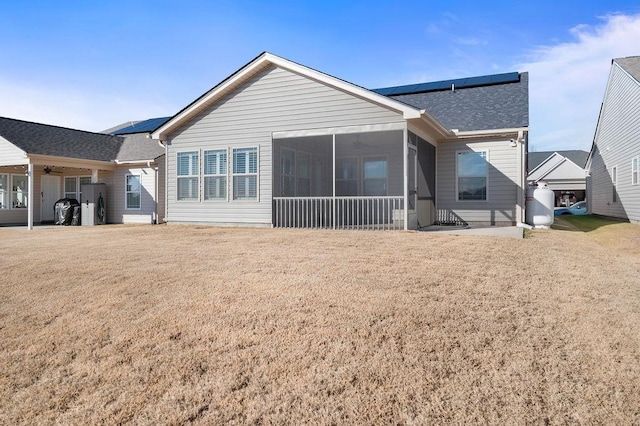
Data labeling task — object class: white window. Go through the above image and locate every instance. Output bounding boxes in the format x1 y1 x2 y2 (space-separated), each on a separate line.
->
232 147 258 200
177 151 199 200
363 157 388 196
126 175 141 209
612 166 617 203
0 174 8 209
64 177 77 200
632 157 639 186
203 149 227 200
11 175 28 208
457 150 488 201
64 176 92 202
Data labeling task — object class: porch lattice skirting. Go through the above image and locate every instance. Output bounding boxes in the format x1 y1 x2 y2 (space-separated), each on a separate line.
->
273 196 405 230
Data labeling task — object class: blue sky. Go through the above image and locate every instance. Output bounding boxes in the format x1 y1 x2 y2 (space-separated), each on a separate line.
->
1 1 639 152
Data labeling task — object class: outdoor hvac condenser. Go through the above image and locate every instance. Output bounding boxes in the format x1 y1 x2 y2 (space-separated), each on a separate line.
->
81 183 107 226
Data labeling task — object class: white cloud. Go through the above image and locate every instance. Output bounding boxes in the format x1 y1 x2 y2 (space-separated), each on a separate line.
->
517 13 640 152
0 78 173 132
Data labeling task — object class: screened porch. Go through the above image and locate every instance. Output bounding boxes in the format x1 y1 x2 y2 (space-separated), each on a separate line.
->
272 129 428 230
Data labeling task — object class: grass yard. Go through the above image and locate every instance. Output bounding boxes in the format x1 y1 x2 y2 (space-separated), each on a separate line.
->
1 220 639 424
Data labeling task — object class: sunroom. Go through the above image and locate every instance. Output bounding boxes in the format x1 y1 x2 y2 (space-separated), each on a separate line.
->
271 127 436 230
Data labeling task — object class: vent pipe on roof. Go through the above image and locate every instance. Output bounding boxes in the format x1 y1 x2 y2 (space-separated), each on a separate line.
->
451 83 455 92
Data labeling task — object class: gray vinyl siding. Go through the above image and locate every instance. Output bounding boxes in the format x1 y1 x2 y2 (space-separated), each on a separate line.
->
166 65 404 225
589 63 640 222
0 138 26 166
437 139 519 224
108 166 158 224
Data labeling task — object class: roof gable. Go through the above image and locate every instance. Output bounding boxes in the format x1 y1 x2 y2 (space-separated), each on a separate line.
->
528 150 589 171
527 151 588 181
153 52 446 140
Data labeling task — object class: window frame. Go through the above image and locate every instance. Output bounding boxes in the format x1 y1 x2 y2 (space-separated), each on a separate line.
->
125 174 142 210
632 157 639 186
362 156 388 196
64 175 92 202
11 174 29 209
232 146 259 201
0 173 8 209
335 156 359 196
176 151 200 201
203 149 228 201
456 150 489 202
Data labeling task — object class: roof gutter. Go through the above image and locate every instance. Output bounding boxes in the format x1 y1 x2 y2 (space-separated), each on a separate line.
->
450 127 529 138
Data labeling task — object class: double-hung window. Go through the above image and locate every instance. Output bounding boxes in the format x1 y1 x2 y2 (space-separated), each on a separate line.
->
126 175 141 209
280 149 310 197
336 158 358 196
632 157 639 186
457 150 488 201
0 174 7 209
363 157 388 196
11 175 28 208
177 151 199 200
204 149 227 200
232 147 258 200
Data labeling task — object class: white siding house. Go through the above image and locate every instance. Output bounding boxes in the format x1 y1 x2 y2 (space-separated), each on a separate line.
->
587 56 640 222
154 52 529 229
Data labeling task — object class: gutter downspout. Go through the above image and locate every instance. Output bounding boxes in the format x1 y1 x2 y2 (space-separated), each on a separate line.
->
27 163 33 230
159 139 168 223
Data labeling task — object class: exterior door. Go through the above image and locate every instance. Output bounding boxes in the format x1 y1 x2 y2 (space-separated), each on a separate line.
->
41 174 60 222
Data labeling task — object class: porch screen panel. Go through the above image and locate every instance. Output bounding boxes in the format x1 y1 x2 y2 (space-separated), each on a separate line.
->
233 147 258 200
177 151 199 200
204 149 227 200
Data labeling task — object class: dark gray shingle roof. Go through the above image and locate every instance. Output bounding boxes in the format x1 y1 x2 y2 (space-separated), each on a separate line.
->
116 133 165 162
614 56 640 82
0 116 164 163
378 72 529 131
0 116 122 161
528 150 589 171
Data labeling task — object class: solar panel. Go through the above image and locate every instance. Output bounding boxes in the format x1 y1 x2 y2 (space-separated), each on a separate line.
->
112 117 172 135
373 72 520 96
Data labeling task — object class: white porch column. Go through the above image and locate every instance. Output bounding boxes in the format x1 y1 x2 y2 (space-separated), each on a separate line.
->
332 134 336 230
403 128 409 231
91 169 99 183
27 163 34 230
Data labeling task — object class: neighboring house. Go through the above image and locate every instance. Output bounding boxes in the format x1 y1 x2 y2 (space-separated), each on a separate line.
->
152 52 529 229
0 116 166 228
586 56 640 222
527 150 589 206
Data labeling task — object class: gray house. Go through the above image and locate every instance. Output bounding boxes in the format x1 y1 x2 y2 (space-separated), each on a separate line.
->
0 117 165 228
586 56 640 222
152 52 529 229
528 150 589 206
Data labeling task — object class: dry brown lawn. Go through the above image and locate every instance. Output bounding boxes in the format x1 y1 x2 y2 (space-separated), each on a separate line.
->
1 220 639 425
